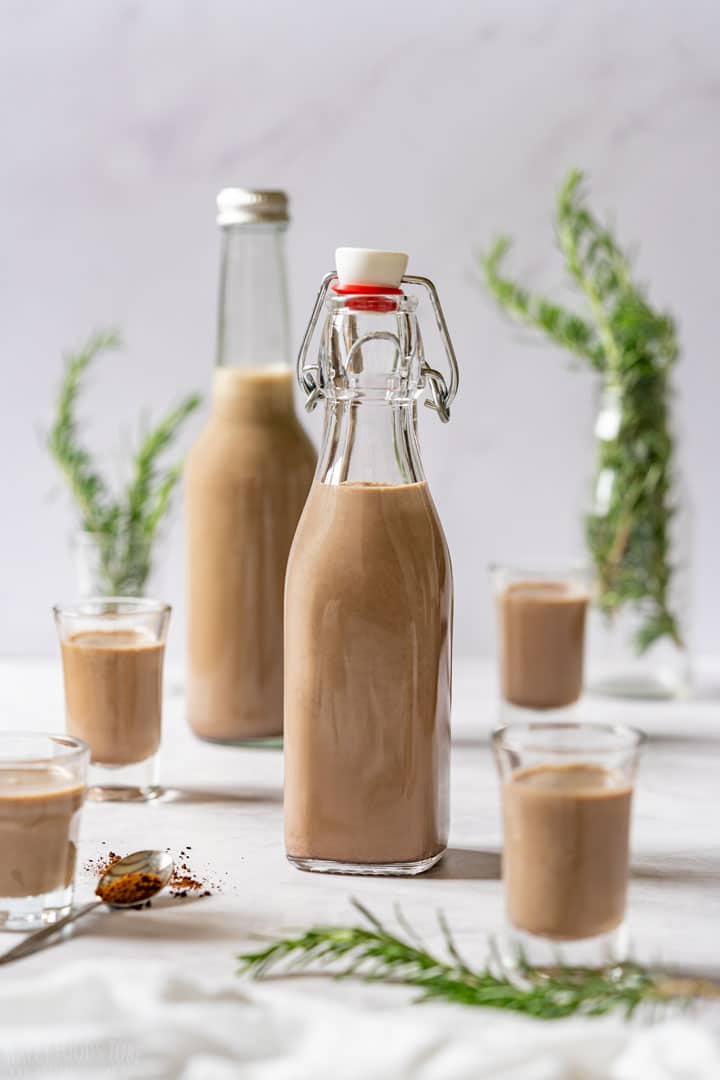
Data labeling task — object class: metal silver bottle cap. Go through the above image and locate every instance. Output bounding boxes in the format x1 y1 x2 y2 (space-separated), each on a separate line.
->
216 188 289 226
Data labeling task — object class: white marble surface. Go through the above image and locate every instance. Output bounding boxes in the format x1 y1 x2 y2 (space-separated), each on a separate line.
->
0 655 718 1005
2 0 720 661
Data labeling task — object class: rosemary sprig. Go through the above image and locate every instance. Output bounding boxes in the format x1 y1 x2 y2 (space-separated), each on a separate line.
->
47 329 122 538
480 170 684 655
238 901 715 1019
48 329 201 595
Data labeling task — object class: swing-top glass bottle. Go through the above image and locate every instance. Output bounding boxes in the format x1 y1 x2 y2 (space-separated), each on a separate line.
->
284 248 459 875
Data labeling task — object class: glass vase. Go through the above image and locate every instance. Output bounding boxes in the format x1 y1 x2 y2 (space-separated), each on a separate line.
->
71 528 166 599
584 382 691 700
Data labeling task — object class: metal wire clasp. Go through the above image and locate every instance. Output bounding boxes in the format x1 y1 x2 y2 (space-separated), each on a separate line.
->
404 274 459 423
296 272 460 421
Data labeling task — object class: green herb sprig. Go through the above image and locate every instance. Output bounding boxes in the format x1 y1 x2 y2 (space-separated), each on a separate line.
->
48 329 201 595
480 170 683 655
238 901 715 1019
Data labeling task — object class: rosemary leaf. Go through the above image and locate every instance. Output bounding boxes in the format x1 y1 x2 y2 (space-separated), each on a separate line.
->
47 329 123 536
480 237 605 370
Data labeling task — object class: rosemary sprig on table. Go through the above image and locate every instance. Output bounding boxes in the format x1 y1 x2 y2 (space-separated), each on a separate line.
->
48 329 201 595
238 901 716 1019
480 169 683 655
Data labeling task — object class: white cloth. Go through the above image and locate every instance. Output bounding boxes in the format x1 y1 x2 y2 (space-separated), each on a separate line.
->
0 963 718 1080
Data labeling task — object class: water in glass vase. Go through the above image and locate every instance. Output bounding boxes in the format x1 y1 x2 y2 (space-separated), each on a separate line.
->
585 383 690 700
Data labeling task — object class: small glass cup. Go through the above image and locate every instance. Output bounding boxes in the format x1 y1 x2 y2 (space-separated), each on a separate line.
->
0 733 89 930
490 563 591 717
54 598 171 802
492 721 644 969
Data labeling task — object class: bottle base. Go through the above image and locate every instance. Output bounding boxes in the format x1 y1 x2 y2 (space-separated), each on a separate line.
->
286 850 445 877
195 733 283 750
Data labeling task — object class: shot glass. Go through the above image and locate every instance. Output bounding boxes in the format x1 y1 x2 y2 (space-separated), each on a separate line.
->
490 563 591 717
492 721 644 969
0 733 89 930
54 598 171 802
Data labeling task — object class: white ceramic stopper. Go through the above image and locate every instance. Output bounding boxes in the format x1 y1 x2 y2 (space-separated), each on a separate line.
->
335 248 408 288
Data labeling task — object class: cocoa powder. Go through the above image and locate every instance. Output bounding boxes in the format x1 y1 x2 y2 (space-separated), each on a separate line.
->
84 844 221 901
97 872 163 906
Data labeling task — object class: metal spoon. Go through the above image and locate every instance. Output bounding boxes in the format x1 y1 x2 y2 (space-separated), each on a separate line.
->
0 849 174 965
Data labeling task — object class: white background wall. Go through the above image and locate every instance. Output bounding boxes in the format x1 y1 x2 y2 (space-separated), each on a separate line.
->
2 0 719 661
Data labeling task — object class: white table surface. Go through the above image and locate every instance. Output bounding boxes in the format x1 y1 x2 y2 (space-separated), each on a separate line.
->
1 656 719 1075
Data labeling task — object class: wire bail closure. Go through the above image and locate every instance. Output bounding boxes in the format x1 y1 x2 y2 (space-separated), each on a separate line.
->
296 273 460 422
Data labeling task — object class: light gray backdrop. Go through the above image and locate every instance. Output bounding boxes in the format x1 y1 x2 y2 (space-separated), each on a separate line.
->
2 0 718 661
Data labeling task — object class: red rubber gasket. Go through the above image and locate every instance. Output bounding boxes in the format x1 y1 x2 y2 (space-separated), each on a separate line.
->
332 283 403 296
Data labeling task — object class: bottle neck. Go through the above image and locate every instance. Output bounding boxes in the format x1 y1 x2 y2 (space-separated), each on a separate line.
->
317 400 425 486
216 223 291 370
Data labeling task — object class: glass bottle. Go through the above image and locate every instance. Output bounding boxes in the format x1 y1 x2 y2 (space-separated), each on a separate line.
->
185 189 316 745
284 248 459 875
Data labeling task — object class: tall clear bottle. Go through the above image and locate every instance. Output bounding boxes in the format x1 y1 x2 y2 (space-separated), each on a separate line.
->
284 248 459 875
185 189 316 744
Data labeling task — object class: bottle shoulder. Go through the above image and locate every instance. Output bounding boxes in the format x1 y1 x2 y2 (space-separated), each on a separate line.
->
185 413 316 480
188 409 315 450
287 483 453 618
290 481 451 572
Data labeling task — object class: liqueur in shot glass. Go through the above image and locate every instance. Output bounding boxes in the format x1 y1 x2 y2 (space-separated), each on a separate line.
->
55 597 171 801
492 720 644 969
491 563 591 717
0 733 88 930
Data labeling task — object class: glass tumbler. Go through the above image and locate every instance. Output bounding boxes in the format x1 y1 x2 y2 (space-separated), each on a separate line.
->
0 733 89 930
54 598 171 802
492 721 644 969
491 563 591 718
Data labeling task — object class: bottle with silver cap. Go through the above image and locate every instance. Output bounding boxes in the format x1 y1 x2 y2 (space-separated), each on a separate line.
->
284 248 459 875
184 189 316 746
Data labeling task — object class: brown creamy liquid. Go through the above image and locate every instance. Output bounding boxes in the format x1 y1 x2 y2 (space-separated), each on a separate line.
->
497 581 589 708
284 480 452 866
185 368 316 740
503 763 633 940
0 769 84 898
61 630 164 765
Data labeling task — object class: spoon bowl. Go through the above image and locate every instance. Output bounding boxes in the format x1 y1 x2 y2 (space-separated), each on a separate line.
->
98 850 174 908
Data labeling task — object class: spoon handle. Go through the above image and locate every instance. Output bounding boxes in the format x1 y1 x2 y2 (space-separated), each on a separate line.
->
0 901 101 965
